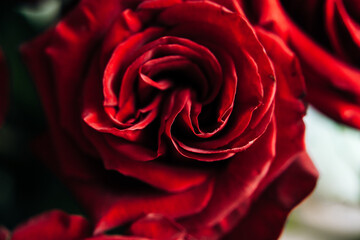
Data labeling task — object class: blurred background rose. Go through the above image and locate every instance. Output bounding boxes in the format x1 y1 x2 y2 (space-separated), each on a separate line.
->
281 106 360 240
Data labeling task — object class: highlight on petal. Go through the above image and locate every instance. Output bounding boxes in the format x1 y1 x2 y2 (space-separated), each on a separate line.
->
130 214 188 239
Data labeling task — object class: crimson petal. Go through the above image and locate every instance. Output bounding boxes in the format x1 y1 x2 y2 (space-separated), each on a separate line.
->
12 210 91 240
223 154 318 240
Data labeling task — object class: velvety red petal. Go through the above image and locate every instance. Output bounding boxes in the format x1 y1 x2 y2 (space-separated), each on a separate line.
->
160 1 276 124
180 119 276 235
256 28 308 174
81 46 162 160
90 133 213 192
82 81 213 191
165 90 238 161
22 0 134 154
174 49 260 150
22 32 100 180
157 1 276 158
103 27 163 119
70 178 215 234
12 210 91 240
223 153 318 240
25 32 214 229
219 28 317 240
180 27 311 238
82 54 160 144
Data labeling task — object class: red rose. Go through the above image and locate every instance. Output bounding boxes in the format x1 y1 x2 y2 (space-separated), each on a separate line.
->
0 50 8 126
23 0 318 239
243 0 360 128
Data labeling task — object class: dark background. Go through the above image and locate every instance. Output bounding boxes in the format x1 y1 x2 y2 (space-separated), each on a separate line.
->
0 0 81 229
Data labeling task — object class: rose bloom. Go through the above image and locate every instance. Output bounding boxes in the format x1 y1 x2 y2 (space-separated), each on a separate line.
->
242 0 360 128
23 0 318 239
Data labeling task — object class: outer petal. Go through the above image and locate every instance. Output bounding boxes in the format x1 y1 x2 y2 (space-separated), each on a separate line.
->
223 153 318 240
256 28 308 181
71 177 214 235
180 119 276 235
88 214 194 239
21 0 134 155
11 210 91 240
22 29 99 181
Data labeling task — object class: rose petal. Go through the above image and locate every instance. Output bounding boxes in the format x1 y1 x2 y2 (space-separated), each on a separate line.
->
82 51 161 144
157 1 276 158
103 27 163 117
22 30 99 180
71 178 215 234
43 0 128 152
180 119 276 233
256 28 308 175
159 1 276 119
84 91 213 191
223 153 318 240
12 210 91 240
